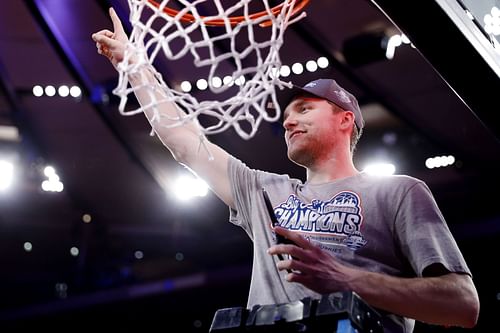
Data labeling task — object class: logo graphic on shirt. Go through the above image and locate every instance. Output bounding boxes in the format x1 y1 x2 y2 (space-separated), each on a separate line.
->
273 191 366 254
344 231 367 251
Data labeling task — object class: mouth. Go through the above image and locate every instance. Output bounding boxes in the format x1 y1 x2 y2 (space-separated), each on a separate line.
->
288 130 305 142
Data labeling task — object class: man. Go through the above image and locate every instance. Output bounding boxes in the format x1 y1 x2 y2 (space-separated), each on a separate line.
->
92 8 479 332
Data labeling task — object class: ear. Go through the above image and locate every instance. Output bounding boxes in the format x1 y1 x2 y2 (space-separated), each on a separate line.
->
339 111 355 131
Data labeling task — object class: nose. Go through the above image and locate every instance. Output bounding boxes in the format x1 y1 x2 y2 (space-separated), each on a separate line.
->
283 113 298 131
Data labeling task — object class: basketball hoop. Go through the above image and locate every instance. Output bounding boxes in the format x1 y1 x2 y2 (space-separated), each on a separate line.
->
113 0 310 140
148 0 310 27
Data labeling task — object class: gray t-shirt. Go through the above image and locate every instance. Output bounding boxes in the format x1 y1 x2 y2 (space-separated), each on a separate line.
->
228 156 471 333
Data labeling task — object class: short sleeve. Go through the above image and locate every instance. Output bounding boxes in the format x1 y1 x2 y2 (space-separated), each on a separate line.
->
227 156 261 238
394 181 471 277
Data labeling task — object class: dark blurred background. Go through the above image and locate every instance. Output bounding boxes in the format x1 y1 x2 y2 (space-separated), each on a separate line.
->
0 0 499 332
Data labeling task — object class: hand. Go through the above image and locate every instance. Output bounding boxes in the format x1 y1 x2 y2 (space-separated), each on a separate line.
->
92 7 128 68
267 226 358 294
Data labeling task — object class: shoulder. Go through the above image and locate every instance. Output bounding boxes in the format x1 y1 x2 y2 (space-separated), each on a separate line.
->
360 172 422 185
388 174 425 187
356 174 439 211
358 173 428 194
229 155 303 186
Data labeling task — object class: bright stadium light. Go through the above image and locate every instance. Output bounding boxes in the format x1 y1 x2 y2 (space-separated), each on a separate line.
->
363 162 396 176
172 175 209 201
0 160 14 191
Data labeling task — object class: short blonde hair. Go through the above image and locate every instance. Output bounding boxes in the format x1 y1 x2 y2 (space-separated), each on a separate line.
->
327 101 363 153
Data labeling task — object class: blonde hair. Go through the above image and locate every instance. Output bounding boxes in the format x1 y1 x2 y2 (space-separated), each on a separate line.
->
327 101 363 153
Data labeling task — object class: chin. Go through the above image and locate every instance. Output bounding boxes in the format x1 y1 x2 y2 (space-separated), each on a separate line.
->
287 149 311 168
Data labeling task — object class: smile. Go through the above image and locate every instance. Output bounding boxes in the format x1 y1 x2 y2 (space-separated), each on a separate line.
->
289 131 305 141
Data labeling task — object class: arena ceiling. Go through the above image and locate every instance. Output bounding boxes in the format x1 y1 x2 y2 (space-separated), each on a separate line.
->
0 0 499 331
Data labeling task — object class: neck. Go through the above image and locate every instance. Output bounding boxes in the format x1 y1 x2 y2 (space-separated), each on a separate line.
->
305 149 359 184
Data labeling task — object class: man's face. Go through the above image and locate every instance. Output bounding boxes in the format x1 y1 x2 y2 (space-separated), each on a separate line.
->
282 96 344 167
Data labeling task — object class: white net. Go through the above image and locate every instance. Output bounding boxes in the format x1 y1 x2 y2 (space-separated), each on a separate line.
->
113 0 308 139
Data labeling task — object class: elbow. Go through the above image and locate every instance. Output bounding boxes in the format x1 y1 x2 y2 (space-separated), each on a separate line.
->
156 133 192 165
170 147 188 165
156 127 203 165
457 280 480 328
461 295 480 328
445 274 480 328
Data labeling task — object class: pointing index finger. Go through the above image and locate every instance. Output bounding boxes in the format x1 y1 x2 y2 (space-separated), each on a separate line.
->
109 7 125 35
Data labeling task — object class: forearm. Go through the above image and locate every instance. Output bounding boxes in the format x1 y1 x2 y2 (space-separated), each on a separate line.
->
129 67 200 136
270 228 480 328
127 65 205 162
348 270 479 327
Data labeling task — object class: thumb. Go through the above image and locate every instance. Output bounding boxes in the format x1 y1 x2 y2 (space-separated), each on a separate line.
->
109 7 126 35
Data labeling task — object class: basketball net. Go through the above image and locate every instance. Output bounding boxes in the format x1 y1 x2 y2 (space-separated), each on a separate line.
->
113 0 308 140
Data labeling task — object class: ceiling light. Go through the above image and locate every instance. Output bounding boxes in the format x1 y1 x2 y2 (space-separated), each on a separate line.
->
82 214 92 223
70 86 81 98
305 60 318 72
33 85 44 97
0 125 20 142
211 76 222 88
134 250 144 259
196 79 208 90
280 65 291 77
45 85 56 97
425 155 455 169
291 62 303 74
70 247 79 257
0 160 14 191
223 76 233 86
58 85 70 97
317 57 329 68
234 76 245 86
484 6 500 36
42 165 64 192
385 34 402 60
55 283 68 299
180 80 192 92
44 166 56 178
172 175 209 201
23 242 33 252
363 162 396 176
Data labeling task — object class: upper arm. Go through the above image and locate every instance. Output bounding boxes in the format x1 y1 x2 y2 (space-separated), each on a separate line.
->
182 139 235 209
129 68 236 209
136 96 234 207
157 126 235 209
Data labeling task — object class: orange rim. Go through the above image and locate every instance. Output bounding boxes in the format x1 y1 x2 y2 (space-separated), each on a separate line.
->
147 0 310 27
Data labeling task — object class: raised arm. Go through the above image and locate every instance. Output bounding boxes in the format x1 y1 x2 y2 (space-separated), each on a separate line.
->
92 8 234 208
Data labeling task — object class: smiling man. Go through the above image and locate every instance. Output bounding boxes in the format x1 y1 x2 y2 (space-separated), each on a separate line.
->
93 9 479 332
